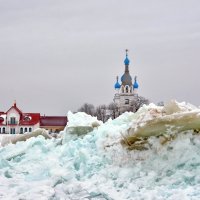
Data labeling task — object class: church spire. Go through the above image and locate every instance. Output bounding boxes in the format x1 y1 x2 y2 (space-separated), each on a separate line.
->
124 49 130 67
121 49 132 86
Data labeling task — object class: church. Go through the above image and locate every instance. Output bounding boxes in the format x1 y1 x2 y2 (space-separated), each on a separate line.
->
113 50 139 114
0 102 67 134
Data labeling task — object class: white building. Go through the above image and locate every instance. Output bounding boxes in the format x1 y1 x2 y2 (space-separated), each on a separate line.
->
0 102 67 134
113 50 139 114
0 102 40 134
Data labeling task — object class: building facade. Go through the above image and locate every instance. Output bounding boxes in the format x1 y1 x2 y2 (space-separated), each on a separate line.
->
0 102 67 134
113 50 139 114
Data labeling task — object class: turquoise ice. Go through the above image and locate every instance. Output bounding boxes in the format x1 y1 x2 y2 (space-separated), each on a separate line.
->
0 105 200 200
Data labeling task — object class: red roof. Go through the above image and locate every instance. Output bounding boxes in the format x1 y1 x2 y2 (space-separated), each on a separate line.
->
0 113 6 125
2 103 67 127
40 116 67 127
6 104 22 115
20 113 41 126
0 117 4 124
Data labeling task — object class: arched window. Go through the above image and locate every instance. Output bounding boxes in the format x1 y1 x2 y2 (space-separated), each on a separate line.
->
29 128 32 132
0 128 1 133
24 127 28 133
20 127 23 134
2 127 5 133
24 116 31 121
126 86 129 93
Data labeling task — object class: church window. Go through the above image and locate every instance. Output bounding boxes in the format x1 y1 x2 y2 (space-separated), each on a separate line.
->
125 99 129 104
2 127 5 133
24 127 28 132
0 128 1 133
29 128 32 132
125 85 130 93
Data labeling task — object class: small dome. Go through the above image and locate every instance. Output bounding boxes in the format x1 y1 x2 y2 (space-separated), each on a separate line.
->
124 56 130 65
124 49 130 65
114 82 121 89
133 76 139 89
114 76 121 89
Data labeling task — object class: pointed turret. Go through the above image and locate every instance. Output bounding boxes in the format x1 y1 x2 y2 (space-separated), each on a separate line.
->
121 49 132 87
124 49 130 66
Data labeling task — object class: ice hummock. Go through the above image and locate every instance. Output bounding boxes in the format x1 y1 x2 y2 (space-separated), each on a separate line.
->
61 111 102 144
0 101 200 199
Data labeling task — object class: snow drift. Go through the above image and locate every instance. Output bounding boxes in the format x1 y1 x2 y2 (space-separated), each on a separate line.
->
0 128 51 147
0 101 200 199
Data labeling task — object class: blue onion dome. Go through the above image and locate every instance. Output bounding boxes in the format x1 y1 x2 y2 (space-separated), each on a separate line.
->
133 76 139 89
124 49 130 65
114 76 121 89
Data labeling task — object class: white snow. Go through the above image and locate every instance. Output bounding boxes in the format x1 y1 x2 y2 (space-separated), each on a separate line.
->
0 101 200 199
66 111 102 127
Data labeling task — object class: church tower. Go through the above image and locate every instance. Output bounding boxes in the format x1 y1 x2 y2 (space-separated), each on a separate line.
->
113 50 139 114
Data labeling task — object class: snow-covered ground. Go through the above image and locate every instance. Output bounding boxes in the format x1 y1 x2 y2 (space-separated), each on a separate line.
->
1 102 200 200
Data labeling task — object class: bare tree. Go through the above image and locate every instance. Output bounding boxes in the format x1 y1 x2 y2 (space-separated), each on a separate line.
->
131 96 150 112
95 105 102 120
77 103 95 116
77 96 150 121
95 104 107 122
107 102 118 119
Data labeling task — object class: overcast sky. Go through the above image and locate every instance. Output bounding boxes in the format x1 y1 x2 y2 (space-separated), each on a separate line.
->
0 0 200 115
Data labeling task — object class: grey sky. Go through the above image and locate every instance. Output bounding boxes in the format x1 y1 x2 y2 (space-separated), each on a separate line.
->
0 0 200 115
